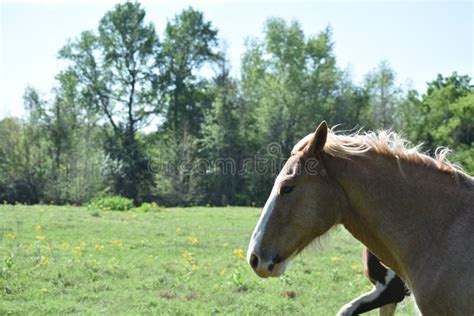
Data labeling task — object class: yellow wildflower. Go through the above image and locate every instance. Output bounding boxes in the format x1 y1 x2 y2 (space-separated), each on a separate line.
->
351 264 362 272
219 269 226 276
109 239 123 247
181 250 192 260
36 235 46 241
72 247 81 255
233 248 245 260
189 237 199 245
331 256 340 262
191 264 198 270
34 224 42 231
95 244 104 251
40 288 48 293
6 233 16 240
38 255 49 266
223 242 230 247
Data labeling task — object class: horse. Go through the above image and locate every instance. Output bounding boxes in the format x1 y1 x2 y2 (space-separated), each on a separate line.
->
337 248 409 316
247 121 474 315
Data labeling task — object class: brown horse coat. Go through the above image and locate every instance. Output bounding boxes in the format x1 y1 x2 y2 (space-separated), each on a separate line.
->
248 122 474 315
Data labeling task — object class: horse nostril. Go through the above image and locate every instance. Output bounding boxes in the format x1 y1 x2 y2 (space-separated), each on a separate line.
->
250 253 259 269
268 263 275 272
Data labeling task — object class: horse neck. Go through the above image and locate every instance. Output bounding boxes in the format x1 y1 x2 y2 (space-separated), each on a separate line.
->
326 151 469 279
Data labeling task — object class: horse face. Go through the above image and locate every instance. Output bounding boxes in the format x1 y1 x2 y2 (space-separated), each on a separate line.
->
247 122 345 278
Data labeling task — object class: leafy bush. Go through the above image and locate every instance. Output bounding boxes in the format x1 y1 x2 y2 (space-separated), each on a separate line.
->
88 196 134 212
133 202 162 213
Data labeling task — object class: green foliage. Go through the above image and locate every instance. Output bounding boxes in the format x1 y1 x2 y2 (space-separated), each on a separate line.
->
249 20 339 150
2 2 471 207
417 74 473 146
147 7 222 206
0 205 417 315
88 196 134 211
198 56 244 205
133 202 162 213
161 7 221 137
363 61 402 129
409 73 474 173
0 118 36 204
59 2 159 202
237 20 355 203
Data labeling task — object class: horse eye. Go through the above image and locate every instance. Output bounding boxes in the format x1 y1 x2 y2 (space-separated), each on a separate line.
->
281 185 295 195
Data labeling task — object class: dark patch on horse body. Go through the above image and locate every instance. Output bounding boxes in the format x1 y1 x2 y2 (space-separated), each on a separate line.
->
364 248 410 294
351 273 407 315
346 248 410 315
364 248 389 285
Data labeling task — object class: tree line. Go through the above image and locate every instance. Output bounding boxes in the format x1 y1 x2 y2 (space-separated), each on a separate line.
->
1 2 472 206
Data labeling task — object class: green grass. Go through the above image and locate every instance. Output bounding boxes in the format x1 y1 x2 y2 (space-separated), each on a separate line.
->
0 205 416 315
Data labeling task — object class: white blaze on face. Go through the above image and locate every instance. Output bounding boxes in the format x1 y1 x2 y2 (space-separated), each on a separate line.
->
247 184 279 262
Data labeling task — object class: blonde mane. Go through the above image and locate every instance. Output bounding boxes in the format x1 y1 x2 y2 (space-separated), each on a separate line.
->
292 128 463 174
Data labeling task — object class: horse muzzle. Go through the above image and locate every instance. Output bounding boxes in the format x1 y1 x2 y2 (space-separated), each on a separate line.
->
247 251 288 278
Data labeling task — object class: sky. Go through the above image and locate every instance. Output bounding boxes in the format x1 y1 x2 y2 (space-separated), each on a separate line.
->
1 0 473 119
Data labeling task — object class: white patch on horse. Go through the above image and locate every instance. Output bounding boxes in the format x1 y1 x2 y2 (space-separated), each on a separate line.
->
337 270 397 316
412 294 422 316
247 185 278 261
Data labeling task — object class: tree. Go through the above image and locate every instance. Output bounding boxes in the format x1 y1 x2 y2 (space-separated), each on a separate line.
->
416 73 472 146
149 7 221 205
0 117 41 203
395 88 422 141
21 87 51 203
239 19 341 203
161 7 221 138
363 61 401 129
19 75 105 204
200 54 243 205
332 71 371 129
415 73 473 172
7 4 471 207
246 20 340 152
59 2 160 202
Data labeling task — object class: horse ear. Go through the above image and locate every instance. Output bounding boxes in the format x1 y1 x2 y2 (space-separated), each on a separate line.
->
305 121 328 155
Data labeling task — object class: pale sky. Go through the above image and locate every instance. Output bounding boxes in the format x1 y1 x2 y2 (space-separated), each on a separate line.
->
1 0 473 119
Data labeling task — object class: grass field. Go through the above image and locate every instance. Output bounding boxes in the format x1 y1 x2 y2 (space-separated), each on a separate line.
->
0 205 416 315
